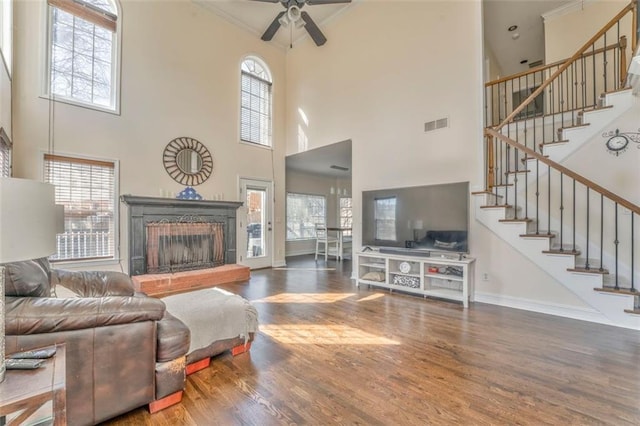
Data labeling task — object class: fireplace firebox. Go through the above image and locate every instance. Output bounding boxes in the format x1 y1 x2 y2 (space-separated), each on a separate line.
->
121 195 242 276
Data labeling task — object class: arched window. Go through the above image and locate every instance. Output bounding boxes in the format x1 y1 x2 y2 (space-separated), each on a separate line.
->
46 0 120 112
240 56 272 147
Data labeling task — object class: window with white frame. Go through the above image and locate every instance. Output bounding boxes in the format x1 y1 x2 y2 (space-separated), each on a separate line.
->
46 0 119 111
339 197 352 236
286 193 326 240
375 196 397 241
240 56 272 147
44 154 117 261
0 0 13 74
0 127 10 177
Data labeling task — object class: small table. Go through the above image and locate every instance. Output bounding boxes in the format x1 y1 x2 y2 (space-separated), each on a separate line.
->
326 227 352 260
0 344 66 425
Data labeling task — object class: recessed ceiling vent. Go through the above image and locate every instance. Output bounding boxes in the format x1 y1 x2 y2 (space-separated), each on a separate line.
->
528 59 543 68
330 165 349 171
424 117 449 133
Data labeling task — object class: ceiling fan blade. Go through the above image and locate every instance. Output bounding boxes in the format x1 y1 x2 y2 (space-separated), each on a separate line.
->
249 0 282 3
300 12 327 46
306 0 351 4
261 11 286 41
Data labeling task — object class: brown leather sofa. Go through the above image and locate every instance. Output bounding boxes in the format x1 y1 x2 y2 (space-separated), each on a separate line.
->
4 258 191 426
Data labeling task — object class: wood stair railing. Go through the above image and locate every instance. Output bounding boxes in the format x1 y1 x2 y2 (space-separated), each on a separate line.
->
482 1 640 308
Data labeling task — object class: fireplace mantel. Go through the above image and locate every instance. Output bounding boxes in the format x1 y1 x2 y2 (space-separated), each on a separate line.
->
121 195 243 276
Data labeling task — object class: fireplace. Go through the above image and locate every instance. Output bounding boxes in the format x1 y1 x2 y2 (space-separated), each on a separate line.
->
121 195 242 276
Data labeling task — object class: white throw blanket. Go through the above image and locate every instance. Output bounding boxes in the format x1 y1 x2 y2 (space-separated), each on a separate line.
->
162 287 259 353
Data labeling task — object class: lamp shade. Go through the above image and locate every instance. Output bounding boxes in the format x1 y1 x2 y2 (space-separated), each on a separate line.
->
0 178 58 263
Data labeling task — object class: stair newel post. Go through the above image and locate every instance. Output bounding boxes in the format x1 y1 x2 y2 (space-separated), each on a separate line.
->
619 35 627 88
614 203 619 289
505 144 510 206
547 164 551 236
603 31 608 94
535 159 540 234
560 173 564 251
524 153 529 220
513 147 519 219
631 212 635 293
571 179 576 252
600 194 604 271
585 187 591 270
591 43 597 107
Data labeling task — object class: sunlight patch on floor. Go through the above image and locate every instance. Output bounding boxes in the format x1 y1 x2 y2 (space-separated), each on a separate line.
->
253 293 355 303
260 324 400 345
357 293 385 302
272 267 336 271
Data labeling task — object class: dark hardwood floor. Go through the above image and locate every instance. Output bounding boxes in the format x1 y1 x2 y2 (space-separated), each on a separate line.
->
107 255 640 425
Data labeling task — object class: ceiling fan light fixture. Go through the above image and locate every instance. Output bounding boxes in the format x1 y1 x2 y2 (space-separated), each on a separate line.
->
278 14 290 27
287 5 302 22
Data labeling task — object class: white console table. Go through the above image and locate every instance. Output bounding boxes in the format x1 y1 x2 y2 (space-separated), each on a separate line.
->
356 250 475 308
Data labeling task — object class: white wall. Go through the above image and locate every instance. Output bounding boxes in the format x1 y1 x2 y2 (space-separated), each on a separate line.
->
12 0 287 270
544 0 631 63
0 51 9 138
285 0 592 309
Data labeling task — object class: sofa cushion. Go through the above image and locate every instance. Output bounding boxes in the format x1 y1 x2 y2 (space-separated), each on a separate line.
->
156 312 190 363
4 258 51 297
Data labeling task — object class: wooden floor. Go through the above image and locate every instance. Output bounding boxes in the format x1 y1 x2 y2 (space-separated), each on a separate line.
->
107 255 640 425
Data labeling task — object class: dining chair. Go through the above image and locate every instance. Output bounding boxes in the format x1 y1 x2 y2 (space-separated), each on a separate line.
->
315 224 339 261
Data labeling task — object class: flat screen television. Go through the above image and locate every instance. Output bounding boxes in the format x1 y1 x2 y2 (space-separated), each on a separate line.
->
362 181 469 254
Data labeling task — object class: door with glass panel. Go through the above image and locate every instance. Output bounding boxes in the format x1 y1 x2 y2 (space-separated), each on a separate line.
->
239 178 272 269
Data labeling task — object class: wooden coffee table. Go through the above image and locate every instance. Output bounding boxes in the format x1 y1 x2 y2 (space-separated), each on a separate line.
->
0 344 66 425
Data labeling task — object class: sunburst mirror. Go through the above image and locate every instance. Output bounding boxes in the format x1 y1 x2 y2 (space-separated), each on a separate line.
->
163 137 213 186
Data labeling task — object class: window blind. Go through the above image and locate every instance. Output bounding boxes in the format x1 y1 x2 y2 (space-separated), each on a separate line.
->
241 70 272 146
44 154 116 261
0 127 11 177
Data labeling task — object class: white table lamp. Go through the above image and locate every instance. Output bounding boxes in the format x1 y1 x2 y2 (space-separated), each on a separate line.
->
0 178 58 382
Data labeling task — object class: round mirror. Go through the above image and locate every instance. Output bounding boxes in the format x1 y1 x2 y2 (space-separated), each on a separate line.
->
163 137 213 186
176 148 203 174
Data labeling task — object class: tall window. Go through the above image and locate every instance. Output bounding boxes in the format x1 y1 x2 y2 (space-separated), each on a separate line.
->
339 197 352 236
0 0 12 74
286 193 325 240
44 154 117 261
375 196 397 241
240 56 272 147
0 127 10 177
46 0 119 111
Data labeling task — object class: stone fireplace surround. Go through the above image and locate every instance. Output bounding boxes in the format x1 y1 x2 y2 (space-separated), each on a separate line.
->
121 195 243 276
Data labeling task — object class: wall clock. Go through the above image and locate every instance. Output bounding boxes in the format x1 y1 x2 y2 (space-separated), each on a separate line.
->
399 261 411 274
602 128 640 157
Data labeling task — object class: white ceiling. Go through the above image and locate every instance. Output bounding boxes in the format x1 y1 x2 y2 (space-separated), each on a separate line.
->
195 0 353 49
483 0 570 76
194 0 574 175
286 140 352 178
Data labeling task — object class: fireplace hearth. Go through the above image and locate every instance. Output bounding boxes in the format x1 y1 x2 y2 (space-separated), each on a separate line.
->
121 195 242 276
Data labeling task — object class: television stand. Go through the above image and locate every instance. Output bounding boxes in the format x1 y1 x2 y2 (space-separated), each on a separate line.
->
356 250 475 307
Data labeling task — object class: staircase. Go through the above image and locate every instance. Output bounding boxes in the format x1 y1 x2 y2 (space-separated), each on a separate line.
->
477 1 640 329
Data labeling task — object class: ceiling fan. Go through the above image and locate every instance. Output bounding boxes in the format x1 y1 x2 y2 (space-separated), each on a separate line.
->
252 0 351 47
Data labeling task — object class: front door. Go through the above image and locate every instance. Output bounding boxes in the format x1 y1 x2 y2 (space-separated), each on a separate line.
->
239 178 273 269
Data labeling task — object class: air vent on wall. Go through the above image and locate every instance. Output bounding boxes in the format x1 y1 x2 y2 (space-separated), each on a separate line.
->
330 165 349 171
528 59 543 68
424 117 449 133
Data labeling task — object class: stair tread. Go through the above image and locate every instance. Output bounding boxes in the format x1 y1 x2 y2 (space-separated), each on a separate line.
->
568 267 609 275
472 191 504 198
578 105 614 115
539 140 569 147
601 87 632 96
520 233 555 238
543 248 580 256
595 287 638 296
559 123 590 131
624 309 640 315
499 218 533 223
480 204 512 209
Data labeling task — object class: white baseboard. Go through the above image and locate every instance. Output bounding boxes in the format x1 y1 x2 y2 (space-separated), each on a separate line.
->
474 292 611 326
285 249 316 257
272 259 287 268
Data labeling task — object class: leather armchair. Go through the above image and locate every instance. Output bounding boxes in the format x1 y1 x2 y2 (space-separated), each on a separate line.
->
3 258 190 426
